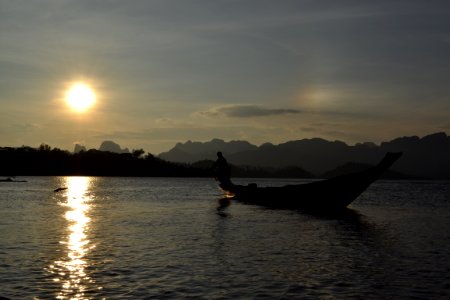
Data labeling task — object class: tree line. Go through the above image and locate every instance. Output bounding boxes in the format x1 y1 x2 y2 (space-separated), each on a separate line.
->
0 144 314 178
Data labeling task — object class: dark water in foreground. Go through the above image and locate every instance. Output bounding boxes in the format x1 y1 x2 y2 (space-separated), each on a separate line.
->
0 177 449 299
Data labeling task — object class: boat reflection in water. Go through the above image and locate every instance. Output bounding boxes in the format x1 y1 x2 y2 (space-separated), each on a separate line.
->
48 177 100 299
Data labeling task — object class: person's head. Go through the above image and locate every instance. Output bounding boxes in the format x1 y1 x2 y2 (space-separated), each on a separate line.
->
217 151 223 158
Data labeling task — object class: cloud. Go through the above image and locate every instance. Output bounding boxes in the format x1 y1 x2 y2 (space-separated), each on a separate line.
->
8 123 40 132
200 105 301 118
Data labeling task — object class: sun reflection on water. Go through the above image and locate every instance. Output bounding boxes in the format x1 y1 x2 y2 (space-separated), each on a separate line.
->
48 177 100 299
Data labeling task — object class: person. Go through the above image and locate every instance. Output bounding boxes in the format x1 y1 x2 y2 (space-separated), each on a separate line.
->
212 151 231 186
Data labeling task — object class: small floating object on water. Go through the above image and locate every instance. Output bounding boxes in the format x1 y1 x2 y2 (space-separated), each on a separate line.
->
0 177 14 182
54 187 68 192
0 177 27 182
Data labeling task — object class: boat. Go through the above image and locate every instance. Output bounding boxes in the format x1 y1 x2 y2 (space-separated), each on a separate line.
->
217 152 403 211
0 177 27 183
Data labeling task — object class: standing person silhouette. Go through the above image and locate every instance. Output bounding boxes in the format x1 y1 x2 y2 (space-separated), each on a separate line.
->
212 152 232 187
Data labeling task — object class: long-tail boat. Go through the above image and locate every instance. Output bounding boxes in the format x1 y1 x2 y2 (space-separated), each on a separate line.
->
217 152 402 211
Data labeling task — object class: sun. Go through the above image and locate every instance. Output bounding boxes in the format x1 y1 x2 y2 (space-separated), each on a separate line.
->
65 83 96 113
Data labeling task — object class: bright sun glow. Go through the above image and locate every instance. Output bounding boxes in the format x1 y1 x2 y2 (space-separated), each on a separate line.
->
65 83 96 113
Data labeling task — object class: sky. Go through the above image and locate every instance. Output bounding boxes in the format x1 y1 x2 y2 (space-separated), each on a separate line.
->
1 0 450 154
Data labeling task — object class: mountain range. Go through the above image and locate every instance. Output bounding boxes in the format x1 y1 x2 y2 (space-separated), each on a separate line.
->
158 132 450 179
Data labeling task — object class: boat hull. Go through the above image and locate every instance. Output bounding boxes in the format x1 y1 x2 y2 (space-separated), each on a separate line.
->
219 152 402 211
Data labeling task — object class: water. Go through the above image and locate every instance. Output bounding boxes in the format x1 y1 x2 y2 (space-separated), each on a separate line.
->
1 177 450 299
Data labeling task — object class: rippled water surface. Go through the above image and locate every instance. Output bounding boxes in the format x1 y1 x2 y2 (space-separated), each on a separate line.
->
1 177 450 299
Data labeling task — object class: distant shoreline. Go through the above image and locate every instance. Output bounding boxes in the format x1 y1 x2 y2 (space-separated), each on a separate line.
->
2 136 448 179
0 149 422 180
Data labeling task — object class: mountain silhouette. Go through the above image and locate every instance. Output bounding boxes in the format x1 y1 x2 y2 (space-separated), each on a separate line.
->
74 144 87 153
158 132 450 179
73 141 130 154
99 141 130 154
159 138 257 162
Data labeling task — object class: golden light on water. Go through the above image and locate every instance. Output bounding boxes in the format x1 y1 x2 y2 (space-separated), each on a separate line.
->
65 83 96 113
49 176 100 299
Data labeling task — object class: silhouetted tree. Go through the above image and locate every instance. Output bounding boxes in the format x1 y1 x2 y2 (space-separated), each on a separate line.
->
39 144 51 152
132 148 145 159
